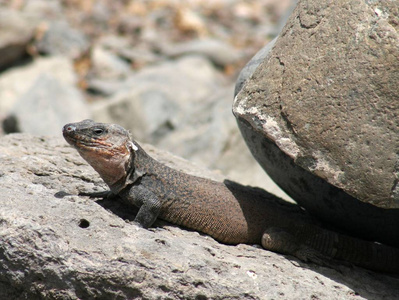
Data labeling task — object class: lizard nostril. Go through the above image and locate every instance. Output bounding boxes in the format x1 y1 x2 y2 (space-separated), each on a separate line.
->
63 124 75 132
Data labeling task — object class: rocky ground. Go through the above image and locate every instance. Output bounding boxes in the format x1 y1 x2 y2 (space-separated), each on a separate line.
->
1 133 398 299
0 0 297 200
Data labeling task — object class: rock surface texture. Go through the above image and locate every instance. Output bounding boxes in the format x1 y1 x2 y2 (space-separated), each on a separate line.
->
1 133 399 299
234 0 399 245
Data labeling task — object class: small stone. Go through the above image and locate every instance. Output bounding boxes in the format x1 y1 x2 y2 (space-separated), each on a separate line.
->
34 20 89 59
161 39 243 67
90 46 132 79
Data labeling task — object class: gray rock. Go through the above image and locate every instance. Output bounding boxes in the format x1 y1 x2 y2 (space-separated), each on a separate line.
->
86 78 128 97
160 38 243 67
233 0 399 245
97 35 161 67
0 133 398 299
4 74 90 135
90 46 132 79
34 20 89 59
0 57 78 114
91 55 222 143
118 47 162 67
22 0 63 16
0 9 38 69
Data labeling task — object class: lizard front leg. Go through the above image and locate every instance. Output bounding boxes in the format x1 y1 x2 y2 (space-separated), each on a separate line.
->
121 185 162 228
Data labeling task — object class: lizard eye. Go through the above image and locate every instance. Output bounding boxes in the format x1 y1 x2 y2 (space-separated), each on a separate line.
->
93 128 104 135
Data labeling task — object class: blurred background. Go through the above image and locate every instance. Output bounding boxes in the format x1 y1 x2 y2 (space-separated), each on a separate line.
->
0 0 297 200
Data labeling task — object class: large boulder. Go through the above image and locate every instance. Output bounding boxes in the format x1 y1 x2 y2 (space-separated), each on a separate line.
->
0 133 398 299
233 0 399 245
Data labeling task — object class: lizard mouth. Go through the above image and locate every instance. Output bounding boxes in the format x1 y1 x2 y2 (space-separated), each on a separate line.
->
64 134 115 153
63 132 97 148
64 135 93 146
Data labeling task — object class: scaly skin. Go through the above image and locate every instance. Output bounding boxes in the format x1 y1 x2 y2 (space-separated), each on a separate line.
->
63 120 399 273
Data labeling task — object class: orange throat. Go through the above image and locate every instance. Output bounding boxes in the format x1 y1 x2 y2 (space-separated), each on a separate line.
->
77 144 132 189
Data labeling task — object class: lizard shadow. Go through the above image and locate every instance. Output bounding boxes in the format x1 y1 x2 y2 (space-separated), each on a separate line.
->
223 179 399 297
95 194 138 222
93 192 175 229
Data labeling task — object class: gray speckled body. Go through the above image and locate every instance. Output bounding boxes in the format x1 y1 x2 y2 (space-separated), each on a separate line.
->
63 120 399 273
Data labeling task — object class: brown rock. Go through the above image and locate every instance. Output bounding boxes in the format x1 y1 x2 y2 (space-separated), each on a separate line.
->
233 0 399 244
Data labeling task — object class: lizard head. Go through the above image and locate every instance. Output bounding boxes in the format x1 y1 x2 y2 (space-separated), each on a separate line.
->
63 119 138 191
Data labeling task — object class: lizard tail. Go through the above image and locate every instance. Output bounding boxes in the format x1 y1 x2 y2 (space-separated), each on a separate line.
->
261 225 399 274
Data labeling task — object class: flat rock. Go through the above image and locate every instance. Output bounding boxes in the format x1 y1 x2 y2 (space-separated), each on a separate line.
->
233 0 399 245
0 133 398 299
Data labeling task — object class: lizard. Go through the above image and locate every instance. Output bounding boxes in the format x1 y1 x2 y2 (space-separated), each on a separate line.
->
63 119 399 274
